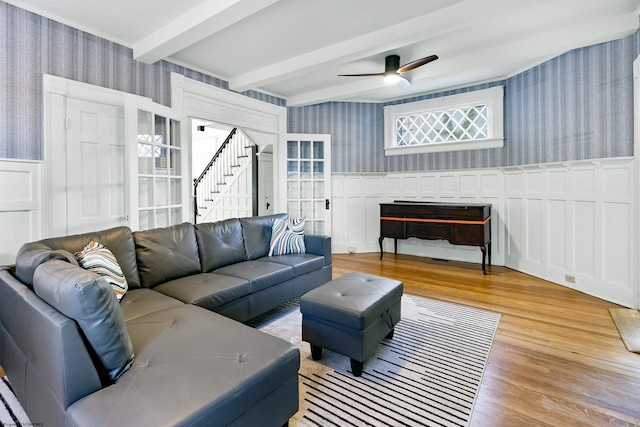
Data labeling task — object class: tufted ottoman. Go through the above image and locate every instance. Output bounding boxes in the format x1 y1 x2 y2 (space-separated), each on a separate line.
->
300 272 403 376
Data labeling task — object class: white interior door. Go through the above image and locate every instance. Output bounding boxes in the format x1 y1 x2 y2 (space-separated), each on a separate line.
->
282 134 331 235
66 98 126 234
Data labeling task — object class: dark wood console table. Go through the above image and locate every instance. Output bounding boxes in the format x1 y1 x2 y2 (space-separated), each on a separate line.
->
379 201 492 274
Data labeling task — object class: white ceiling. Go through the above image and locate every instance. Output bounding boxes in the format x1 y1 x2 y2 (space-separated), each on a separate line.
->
7 0 640 106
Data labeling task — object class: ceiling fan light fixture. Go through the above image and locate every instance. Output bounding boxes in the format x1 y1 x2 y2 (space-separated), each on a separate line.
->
384 73 402 84
338 53 433 89
384 73 410 88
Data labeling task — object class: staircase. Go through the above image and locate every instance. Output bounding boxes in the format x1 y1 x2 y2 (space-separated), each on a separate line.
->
193 128 256 223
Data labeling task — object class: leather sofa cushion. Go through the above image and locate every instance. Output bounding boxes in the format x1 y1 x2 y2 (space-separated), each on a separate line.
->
195 219 246 272
119 289 184 322
134 223 201 288
15 242 78 286
240 213 287 260
154 273 251 311
258 254 324 276
39 226 142 290
215 260 295 293
33 260 135 382
67 305 300 427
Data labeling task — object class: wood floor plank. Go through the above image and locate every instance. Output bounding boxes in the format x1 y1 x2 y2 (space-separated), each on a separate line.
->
332 253 640 426
609 308 640 353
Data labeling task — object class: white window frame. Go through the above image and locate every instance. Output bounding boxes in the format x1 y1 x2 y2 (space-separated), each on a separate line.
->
383 86 504 155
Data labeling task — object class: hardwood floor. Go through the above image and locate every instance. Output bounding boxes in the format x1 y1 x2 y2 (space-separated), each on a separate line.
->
332 253 640 427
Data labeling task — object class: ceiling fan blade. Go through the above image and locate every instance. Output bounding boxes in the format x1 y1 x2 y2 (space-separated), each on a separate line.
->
338 73 385 77
397 55 438 73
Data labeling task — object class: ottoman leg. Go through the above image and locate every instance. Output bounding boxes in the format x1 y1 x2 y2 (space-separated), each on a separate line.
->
350 359 364 377
310 344 323 360
385 328 395 339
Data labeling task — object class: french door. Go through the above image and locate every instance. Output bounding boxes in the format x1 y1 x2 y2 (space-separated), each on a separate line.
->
125 97 188 231
282 134 331 235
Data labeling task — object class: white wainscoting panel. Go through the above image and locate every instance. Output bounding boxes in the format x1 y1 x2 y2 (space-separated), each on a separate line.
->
331 157 635 307
0 159 43 265
331 174 383 253
331 168 505 267
503 158 635 307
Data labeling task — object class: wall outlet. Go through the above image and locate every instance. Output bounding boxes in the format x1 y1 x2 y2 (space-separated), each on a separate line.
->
565 274 576 284
348 247 356 253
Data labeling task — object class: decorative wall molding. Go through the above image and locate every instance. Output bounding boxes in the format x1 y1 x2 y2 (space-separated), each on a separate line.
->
171 73 286 134
331 157 635 307
0 159 44 265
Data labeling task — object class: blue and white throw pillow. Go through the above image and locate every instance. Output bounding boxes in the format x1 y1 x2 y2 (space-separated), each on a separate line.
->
75 241 128 301
268 217 306 256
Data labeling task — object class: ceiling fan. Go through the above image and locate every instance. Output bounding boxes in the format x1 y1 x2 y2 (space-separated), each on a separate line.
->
339 54 438 88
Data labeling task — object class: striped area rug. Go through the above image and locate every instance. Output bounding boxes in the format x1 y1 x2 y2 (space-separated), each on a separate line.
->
0 295 499 427
0 375 31 427
252 294 500 427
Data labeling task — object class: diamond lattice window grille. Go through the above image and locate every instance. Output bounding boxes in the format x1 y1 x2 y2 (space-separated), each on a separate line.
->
395 104 488 146
137 142 153 157
137 134 166 157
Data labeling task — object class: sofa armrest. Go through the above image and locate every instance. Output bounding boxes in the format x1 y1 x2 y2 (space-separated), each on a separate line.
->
304 235 331 266
0 269 102 419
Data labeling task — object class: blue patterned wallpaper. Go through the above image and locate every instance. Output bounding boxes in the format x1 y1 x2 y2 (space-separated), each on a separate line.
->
0 2 284 160
504 35 635 167
289 34 637 172
1 0 637 172
287 102 385 172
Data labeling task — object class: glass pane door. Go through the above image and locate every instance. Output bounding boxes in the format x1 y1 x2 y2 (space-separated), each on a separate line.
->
285 135 331 235
137 110 182 230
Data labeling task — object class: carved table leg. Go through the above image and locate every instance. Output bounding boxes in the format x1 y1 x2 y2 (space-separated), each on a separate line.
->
481 246 487 275
378 237 384 259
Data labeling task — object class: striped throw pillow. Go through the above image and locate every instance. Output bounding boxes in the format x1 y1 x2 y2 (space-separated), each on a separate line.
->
75 241 128 301
268 217 306 256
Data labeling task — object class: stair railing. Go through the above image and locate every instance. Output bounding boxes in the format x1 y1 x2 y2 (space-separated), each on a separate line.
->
193 128 237 223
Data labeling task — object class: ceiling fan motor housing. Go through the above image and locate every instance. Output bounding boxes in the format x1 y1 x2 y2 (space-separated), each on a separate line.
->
385 55 401 74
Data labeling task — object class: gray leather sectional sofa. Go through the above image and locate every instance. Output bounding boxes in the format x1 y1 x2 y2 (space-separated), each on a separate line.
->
0 214 332 427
